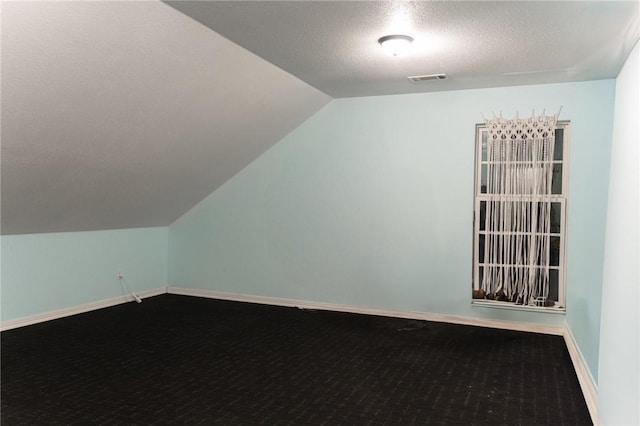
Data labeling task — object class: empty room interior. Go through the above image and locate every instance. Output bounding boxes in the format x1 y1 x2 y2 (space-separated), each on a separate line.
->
1 1 638 425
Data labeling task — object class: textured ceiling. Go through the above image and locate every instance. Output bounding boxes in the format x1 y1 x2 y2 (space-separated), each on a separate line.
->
167 1 640 98
1 1 330 235
2 1 638 235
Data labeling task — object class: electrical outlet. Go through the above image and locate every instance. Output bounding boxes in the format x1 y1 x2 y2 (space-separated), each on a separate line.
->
117 271 123 280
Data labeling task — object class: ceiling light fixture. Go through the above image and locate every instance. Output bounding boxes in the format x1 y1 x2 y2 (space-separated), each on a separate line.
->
378 34 414 57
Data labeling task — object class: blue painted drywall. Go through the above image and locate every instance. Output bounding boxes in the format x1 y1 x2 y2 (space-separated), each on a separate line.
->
169 80 615 380
1 227 168 322
598 42 639 426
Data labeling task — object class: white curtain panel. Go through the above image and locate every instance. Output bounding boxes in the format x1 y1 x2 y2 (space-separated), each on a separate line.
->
482 113 557 305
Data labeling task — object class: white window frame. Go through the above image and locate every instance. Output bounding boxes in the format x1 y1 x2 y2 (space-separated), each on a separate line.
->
472 121 570 311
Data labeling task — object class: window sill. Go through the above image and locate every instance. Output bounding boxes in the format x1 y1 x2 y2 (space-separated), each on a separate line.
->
472 300 566 314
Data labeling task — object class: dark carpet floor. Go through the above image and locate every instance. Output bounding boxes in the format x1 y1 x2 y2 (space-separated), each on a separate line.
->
1 294 591 425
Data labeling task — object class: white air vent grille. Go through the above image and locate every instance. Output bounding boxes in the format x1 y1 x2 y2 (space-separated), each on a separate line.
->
408 73 447 82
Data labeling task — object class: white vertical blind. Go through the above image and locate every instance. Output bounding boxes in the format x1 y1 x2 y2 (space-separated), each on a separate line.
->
481 113 558 305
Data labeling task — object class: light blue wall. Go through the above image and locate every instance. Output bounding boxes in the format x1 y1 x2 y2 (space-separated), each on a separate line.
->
1 227 168 322
598 42 639 426
562 80 616 381
169 80 615 376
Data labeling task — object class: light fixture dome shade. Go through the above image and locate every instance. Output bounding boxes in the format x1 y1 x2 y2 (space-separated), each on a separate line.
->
378 34 414 56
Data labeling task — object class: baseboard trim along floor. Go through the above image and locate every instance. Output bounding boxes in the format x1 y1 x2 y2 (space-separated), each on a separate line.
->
167 286 598 425
1 285 598 424
167 286 565 335
0 287 167 332
563 325 599 424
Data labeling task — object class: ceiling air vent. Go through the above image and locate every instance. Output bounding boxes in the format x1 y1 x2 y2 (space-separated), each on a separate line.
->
408 73 447 82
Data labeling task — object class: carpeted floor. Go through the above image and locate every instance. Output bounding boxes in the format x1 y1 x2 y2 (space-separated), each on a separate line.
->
1 294 591 425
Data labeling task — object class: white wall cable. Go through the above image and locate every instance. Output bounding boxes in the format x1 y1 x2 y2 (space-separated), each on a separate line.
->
117 272 142 303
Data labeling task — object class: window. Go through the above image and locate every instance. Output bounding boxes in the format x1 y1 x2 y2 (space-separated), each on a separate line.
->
472 117 569 310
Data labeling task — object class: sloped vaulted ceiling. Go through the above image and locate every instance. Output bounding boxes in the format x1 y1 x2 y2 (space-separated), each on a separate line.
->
1 1 330 235
3 1 638 235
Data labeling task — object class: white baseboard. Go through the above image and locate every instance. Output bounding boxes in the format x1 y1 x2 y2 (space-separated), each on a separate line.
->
168 286 598 422
167 286 565 335
0 287 167 331
3 284 597 424
563 326 599 425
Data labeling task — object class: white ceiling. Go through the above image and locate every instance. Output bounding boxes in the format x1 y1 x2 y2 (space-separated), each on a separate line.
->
167 1 640 97
2 1 638 235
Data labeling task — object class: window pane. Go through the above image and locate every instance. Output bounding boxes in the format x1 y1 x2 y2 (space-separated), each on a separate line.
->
481 132 487 161
548 269 559 302
477 233 485 263
550 202 561 233
552 164 562 194
483 202 562 235
479 201 486 231
550 236 561 266
535 203 545 233
536 202 564 233
554 129 564 161
483 165 560 195
483 164 504 194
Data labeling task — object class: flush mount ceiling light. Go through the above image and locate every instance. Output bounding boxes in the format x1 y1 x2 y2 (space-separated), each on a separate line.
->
378 34 414 57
